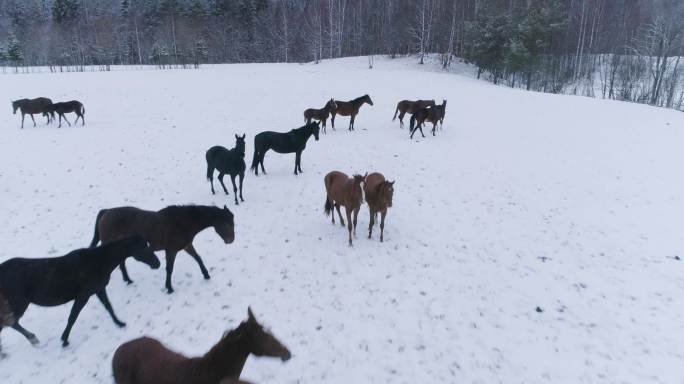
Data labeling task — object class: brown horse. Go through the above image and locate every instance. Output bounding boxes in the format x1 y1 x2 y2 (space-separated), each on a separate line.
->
364 173 395 242
410 99 447 138
331 94 373 131
90 205 235 294
304 98 337 134
112 307 291 384
324 171 366 246
392 99 435 128
0 292 15 358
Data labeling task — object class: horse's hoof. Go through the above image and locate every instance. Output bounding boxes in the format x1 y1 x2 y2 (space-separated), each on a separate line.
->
29 337 40 346
116 321 127 328
166 288 174 294
203 274 211 280
61 340 69 348
0 352 7 359
125 280 134 285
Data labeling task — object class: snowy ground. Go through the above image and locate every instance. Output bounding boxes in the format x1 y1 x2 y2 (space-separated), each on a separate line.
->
1 56 683 384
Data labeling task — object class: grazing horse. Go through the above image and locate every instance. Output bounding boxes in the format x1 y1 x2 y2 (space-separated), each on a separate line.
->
324 171 366 246
304 98 337 134
392 99 435 128
90 205 235 294
0 292 15 358
364 173 395 242
46 100 85 128
112 307 291 384
11 98 54 128
206 134 247 205
0 236 160 347
410 99 447 138
331 94 373 131
250 121 320 176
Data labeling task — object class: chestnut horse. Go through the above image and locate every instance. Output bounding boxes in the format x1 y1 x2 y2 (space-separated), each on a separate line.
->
324 171 366 246
112 308 291 384
0 292 15 358
364 173 395 242
392 99 435 128
410 99 447 138
90 205 235 294
331 94 373 131
304 98 337 134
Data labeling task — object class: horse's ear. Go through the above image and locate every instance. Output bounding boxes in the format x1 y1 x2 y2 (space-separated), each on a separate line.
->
223 204 228 210
390 180 395 185
235 134 239 139
242 133 246 139
247 307 256 323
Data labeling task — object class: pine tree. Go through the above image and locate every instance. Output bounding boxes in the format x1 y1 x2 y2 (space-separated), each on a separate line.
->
7 33 23 67
52 0 80 23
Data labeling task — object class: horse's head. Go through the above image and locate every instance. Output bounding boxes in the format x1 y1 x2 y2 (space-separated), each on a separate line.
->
214 205 235 244
235 134 246 153
11 100 19 114
364 94 374 106
312 121 320 141
327 98 337 111
428 99 436 107
442 99 447 108
128 235 161 270
353 173 366 185
243 307 291 362
382 180 395 208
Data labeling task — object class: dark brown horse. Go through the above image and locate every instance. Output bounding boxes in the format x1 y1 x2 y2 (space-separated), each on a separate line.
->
0 292 15 358
112 307 291 384
331 94 373 131
324 171 366 246
364 173 395 242
90 205 235 294
45 100 85 128
410 99 447 138
12 98 54 128
392 99 435 128
304 98 337 134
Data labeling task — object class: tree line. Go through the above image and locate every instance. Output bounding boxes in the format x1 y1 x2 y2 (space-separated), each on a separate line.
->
1 0 682 110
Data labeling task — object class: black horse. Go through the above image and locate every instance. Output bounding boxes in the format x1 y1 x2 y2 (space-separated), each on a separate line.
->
46 100 85 128
250 121 320 176
206 134 246 205
12 98 54 128
0 236 160 347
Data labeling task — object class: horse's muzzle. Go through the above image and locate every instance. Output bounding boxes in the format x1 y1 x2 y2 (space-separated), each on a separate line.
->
281 350 292 362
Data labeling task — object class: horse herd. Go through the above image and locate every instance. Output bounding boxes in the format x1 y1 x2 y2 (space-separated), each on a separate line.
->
2 93 446 384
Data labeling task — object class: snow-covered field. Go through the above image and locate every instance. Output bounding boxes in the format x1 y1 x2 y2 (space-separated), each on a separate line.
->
1 56 683 384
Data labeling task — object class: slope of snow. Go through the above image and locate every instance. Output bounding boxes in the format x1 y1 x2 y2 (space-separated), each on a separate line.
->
0 56 683 384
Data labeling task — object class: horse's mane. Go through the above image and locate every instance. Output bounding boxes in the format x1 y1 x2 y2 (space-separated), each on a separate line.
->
204 321 247 357
351 94 368 103
159 205 231 220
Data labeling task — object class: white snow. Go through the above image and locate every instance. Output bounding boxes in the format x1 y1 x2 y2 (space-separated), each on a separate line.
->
1 56 683 384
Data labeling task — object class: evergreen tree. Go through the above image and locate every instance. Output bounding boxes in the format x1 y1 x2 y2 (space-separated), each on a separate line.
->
52 0 80 23
6 32 23 66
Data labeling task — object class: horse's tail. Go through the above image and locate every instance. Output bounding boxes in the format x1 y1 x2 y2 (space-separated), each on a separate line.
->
81 104 85 116
89 209 106 248
324 195 333 216
250 141 260 173
392 104 399 121
205 147 217 180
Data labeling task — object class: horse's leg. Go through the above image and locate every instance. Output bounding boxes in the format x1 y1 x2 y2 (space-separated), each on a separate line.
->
345 207 353 246
368 208 375 239
331 113 336 130
335 204 345 226
218 172 230 195
432 122 437 136
260 153 267 174
57 113 62 128
349 114 355 131
380 210 387 242
30 114 36 127
119 261 134 284
184 243 210 279
322 117 327 134
297 151 303 173
353 207 359 237
399 112 405 128
62 114 71 127
96 289 126 327
20 113 25 129
165 250 178 294
238 172 245 202
294 152 301 175
60 295 90 347
12 322 39 346
229 174 239 205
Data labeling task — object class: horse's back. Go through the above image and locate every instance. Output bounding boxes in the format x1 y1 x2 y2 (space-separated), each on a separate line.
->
364 172 385 194
98 207 158 243
113 337 190 384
